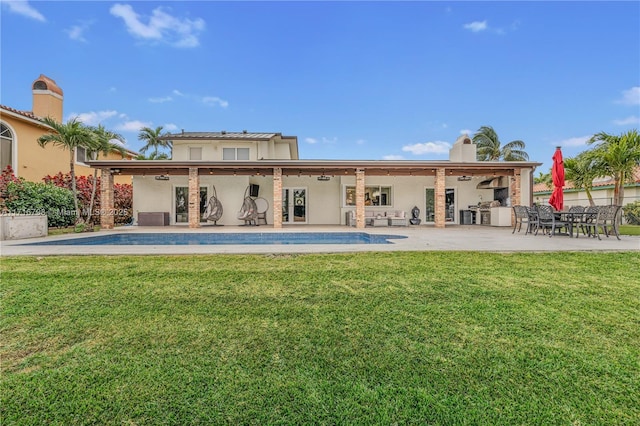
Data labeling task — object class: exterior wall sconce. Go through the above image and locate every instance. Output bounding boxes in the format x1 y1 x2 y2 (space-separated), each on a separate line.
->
457 176 472 181
155 175 170 181
317 175 330 181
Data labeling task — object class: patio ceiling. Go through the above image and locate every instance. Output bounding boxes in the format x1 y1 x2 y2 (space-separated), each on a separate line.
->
86 160 542 178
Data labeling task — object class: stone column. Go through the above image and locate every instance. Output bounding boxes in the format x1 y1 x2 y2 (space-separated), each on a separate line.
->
188 168 200 229
355 169 365 229
434 168 446 228
511 171 522 226
273 167 282 228
100 168 114 230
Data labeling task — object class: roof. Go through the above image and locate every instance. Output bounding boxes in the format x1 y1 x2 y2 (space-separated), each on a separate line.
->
161 131 287 140
32 74 63 96
533 166 640 193
0 104 40 121
86 159 542 177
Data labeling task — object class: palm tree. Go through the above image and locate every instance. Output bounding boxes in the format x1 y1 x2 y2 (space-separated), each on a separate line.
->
38 117 93 222
563 152 598 206
534 171 552 186
86 125 125 224
135 151 170 160
472 126 529 161
138 126 171 158
587 129 640 207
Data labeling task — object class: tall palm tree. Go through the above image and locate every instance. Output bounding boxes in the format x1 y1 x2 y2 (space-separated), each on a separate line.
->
86 125 125 224
138 126 171 158
563 152 598 206
135 151 170 160
472 126 529 161
38 117 93 222
587 129 640 207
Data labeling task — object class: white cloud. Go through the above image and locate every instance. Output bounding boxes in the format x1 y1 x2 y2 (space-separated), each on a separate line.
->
616 86 640 106
383 155 404 160
402 141 451 155
202 96 229 108
114 120 152 133
460 129 472 135
149 96 173 103
1 0 45 22
305 137 337 144
355 139 366 145
173 89 185 96
557 135 591 148
65 21 92 43
69 110 118 126
110 3 205 48
613 115 640 126
163 123 178 131
463 20 487 32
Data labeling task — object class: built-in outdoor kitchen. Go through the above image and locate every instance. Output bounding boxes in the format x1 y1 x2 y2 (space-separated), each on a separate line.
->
464 177 513 226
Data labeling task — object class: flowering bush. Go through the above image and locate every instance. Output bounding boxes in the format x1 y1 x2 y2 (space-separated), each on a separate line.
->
43 172 133 225
0 166 22 212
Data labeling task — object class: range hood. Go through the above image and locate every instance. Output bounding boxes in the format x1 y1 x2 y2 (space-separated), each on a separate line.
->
476 176 509 189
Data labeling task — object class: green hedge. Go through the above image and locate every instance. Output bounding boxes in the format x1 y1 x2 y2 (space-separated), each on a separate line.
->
4 181 76 228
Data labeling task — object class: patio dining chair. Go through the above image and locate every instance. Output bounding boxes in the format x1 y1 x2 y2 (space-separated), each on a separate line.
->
578 206 599 238
525 206 540 235
512 205 529 234
593 205 622 240
537 205 571 237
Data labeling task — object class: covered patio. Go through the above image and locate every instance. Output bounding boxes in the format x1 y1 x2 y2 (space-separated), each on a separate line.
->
88 159 539 230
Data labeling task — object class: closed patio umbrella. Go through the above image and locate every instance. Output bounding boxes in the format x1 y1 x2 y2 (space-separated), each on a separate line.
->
548 146 565 211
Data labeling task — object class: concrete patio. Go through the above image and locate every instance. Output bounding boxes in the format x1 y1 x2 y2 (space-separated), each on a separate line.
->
2 225 638 256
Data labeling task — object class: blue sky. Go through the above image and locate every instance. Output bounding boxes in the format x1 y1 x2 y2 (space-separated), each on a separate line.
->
1 1 639 173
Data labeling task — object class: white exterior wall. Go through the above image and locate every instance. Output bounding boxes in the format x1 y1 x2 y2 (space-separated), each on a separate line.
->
133 169 537 226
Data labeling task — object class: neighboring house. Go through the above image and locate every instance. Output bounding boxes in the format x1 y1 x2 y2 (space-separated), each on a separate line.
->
0 74 136 185
89 132 541 229
533 167 640 207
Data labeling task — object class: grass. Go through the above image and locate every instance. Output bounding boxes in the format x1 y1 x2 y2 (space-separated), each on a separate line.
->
619 224 640 235
2 252 639 425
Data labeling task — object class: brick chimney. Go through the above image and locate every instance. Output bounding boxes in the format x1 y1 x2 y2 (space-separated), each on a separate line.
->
31 74 63 122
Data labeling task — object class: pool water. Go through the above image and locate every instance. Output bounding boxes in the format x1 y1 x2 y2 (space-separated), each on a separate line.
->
23 232 407 246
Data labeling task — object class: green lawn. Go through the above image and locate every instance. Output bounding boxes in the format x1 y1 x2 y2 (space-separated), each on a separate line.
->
2 253 639 425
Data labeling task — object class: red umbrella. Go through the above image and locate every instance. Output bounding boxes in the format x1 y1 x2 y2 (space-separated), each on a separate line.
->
548 146 565 211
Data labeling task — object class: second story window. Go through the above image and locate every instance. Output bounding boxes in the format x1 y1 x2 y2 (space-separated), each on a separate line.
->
223 147 250 160
76 147 95 164
189 147 202 160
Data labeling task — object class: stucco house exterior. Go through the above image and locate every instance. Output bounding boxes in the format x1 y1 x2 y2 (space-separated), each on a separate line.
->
0 74 135 184
89 132 541 230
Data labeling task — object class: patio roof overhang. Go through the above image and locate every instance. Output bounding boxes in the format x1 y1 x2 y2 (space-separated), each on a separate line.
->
85 159 542 177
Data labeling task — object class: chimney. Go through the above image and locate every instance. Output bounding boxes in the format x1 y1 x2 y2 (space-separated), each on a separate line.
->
449 134 477 162
32 74 63 122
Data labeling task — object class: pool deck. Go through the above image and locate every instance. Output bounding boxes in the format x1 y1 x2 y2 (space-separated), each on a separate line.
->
2 224 638 256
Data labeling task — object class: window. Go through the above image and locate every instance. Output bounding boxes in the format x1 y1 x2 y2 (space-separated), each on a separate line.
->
344 185 392 207
0 123 13 171
223 147 250 160
189 147 202 160
76 147 95 164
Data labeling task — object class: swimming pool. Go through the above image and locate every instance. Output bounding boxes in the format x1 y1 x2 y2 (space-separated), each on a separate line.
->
23 232 407 246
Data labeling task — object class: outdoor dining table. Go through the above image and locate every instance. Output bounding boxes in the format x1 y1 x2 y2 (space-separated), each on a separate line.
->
555 210 593 238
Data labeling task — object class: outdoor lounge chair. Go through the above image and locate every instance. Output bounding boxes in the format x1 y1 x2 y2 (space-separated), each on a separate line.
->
237 186 259 225
203 186 223 225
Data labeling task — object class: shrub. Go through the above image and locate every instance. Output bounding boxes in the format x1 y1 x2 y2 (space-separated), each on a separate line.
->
3 180 76 228
44 172 133 225
623 201 640 225
0 165 23 212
